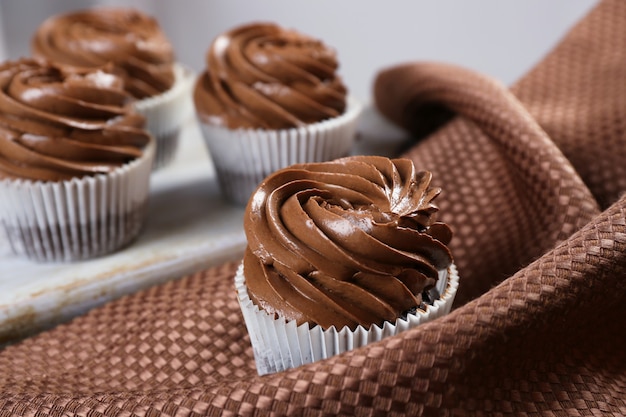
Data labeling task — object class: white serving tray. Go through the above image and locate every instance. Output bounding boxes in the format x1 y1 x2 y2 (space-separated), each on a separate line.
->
0 106 409 343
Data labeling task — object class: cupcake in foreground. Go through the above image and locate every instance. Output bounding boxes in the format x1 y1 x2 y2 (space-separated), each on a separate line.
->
0 59 154 262
236 155 459 375
31 7 193 169
194 22 362 205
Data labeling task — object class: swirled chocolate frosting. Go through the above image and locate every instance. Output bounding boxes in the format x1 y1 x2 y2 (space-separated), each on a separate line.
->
0 59 151 181
194 22 347 129
31 8 175 99
244 156 453 330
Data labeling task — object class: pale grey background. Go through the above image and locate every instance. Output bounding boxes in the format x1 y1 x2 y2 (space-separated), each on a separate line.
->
0 0 596 102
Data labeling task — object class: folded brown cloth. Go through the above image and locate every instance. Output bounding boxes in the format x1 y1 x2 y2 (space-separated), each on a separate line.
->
2 1 626 415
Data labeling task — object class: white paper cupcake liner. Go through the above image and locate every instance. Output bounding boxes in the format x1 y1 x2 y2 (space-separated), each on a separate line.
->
0 139 155 262
198 96 362 205
235 262 460 375
134 63 195 170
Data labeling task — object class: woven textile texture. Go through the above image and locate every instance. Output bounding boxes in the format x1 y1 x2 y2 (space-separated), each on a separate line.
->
2 0 626 415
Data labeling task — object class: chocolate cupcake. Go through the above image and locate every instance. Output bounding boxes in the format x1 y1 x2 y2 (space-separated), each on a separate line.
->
31 7 193 169
194 22 361 205
0 59 154 261
235 156 459 374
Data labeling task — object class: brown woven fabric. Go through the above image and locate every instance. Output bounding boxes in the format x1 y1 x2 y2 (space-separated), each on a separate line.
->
2 0 626 415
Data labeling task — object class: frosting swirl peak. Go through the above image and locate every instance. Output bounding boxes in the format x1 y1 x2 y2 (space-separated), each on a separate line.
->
244 156 453 330
0 59 151 182
194 22 347 129
31 8 175 99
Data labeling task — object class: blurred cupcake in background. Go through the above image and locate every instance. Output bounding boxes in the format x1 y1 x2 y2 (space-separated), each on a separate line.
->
31 7 193 169
194 22 361 205
0 59 154 262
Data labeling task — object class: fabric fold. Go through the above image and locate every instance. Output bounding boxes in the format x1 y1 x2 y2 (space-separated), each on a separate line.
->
374 61 600 303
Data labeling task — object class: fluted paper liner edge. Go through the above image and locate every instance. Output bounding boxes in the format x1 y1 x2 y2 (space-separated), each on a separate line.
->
235 262 459 375
198 96 362 205
134 63 195 170
0 139 155 262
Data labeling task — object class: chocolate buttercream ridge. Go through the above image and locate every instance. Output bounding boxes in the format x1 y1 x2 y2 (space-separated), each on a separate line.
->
244 156 453 330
